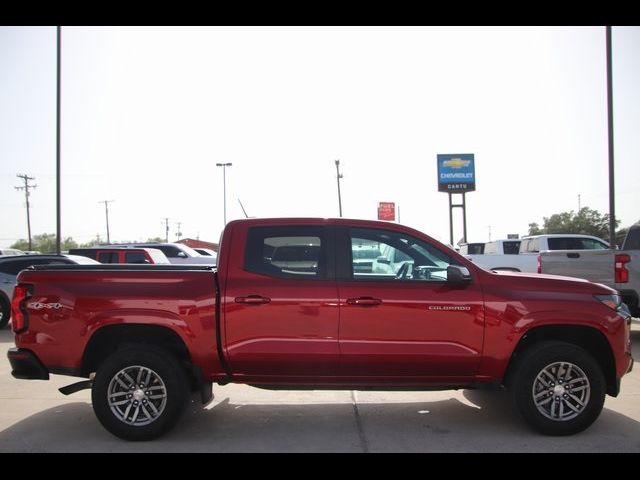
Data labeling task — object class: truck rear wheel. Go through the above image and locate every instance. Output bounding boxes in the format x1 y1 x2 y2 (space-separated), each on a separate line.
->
512 341 606 435
91 344 189 441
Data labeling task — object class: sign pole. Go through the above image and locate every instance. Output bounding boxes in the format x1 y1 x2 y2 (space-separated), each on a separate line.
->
448 193 454 246
462 192 468 243
438 154 475 247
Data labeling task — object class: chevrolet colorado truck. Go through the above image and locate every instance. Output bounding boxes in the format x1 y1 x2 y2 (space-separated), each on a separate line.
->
7 218 634 440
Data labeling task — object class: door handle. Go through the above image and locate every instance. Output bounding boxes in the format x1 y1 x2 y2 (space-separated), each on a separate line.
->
347 296 382 306
567 252 580 258
235 295 271 305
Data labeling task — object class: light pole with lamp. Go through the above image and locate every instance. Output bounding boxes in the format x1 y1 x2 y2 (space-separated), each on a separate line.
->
216 163 232 225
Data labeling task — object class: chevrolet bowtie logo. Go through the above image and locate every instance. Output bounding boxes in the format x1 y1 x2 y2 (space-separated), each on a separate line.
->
443 158 471 169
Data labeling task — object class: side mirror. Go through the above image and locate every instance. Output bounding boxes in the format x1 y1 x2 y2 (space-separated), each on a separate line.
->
447 265 472 284
376 256 390 265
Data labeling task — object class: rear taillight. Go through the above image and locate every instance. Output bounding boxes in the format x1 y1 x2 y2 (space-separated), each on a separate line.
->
537 254 541 274
11 284 31 333
615 254 630 283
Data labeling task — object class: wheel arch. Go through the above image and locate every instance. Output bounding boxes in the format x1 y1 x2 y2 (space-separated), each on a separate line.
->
82 324 192 379
504 324 617 396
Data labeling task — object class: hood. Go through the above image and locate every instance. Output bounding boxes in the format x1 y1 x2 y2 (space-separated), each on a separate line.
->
490 270 615 294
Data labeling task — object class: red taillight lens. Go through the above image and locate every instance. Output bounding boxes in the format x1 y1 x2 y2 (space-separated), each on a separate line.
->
615 254 630 283
11 284 30 333
537 254 542 274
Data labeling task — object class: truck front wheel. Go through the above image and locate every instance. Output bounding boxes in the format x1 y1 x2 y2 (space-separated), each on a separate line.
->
512 341 606 436
91 344 189 441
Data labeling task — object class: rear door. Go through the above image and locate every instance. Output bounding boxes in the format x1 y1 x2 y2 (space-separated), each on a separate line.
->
336 226 485 379
223 223 340 378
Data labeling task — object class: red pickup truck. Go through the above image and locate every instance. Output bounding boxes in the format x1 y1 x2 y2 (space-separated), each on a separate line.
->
7 218 634 440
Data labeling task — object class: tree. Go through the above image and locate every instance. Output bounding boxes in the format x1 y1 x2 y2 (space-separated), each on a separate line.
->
528 222 543 235
528 207 619 240
11 233 78 253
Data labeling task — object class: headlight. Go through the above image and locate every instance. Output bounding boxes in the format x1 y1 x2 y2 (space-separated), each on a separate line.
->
594 294 622 311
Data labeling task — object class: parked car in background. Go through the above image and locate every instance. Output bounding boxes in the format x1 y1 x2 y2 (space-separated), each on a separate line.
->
458 242 485 255
193 248 218 264
0 254 100 328
520 234 609 253
540 223 640 317
467 234 610 273
0 248 25 256
193 248 217 257
106 243 214 265
68 247 170 264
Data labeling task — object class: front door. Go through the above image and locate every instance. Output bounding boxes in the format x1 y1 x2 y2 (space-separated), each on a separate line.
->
337 226 485 379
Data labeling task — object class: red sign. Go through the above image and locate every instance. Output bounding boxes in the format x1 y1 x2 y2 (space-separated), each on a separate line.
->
377 202 395 221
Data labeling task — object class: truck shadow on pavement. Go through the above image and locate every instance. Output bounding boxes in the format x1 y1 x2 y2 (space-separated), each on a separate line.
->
1 390 639 452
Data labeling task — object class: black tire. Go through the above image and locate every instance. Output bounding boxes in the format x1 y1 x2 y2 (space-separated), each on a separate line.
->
91 344 189 441
511 340 606 436
0 296 10 329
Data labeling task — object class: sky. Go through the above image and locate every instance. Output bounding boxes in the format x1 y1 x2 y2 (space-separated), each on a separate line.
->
1 26 639 248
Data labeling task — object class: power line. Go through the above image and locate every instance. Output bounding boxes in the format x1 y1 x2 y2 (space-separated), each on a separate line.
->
15 174 37 250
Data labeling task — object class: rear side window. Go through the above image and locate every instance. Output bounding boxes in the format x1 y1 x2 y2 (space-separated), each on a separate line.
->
98 252 119 263
68 249 98 260
624 226 640 250
245 226 326 279
125 252 148 264
152 245 182 257
547 237 608 250
503 241 520 254
520 238 541 253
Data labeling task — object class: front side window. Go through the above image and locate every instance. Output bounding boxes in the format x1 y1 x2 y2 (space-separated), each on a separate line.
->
349 228 460 282
245 226 326 279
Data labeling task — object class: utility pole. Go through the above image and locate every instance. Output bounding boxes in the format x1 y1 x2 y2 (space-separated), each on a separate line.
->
216 163 232 225
99 200 114 244
334 159 343 217
162 218 170 243
56 25 62 255
175 221 182 239
606 26 616 249
15 174 37 250
578 194 581 211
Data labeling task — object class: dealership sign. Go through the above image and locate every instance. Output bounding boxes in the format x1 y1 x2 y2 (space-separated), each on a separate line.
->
437 154 475 193
377 202 395 221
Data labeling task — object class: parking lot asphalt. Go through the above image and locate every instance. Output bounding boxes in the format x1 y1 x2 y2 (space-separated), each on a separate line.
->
1 324 639 453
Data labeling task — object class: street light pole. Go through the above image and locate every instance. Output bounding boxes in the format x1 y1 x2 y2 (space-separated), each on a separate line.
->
334 159 343 217
216 163 232 225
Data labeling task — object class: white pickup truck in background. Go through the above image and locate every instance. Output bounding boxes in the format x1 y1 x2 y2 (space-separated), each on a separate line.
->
540 224 640 317
466 234 610 273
